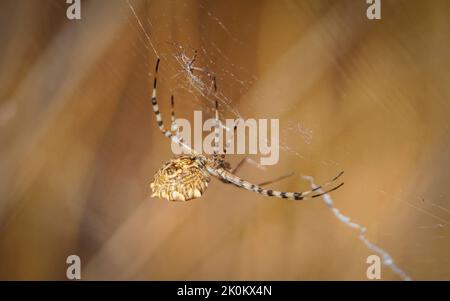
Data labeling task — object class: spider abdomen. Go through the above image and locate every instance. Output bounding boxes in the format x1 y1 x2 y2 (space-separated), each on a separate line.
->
150 156 210 202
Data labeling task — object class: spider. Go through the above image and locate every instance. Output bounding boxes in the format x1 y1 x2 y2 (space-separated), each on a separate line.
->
149 58 344 202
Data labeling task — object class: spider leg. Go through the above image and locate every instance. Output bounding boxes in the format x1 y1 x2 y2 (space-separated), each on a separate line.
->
151 58 193 154
231 157 267 174
151 59 171 137
231 157 247 174
169 94 187 148
229 150 293 186
212 168 344 201
213 99 221 158
221 119 238 160
258 172 295 187
170 95 176 130
210 75 217 95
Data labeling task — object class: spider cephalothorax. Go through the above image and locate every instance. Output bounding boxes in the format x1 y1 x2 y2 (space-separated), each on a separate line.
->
150 155 210 201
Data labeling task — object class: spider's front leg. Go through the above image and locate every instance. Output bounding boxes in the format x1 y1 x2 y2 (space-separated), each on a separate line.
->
150 58 196 155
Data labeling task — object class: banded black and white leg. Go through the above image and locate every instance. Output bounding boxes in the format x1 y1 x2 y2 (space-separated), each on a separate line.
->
213 99 221 159
151 58 189 152
213 168 344 201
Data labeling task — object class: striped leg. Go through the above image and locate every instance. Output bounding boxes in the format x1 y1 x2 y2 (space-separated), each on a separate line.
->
212 75 220 158
169 94 185 147
212 168 344 201
151 58 172 138
213 99 220 158
221 119 239 160
210 75 217 95
170 95 175 129
151 59 190 153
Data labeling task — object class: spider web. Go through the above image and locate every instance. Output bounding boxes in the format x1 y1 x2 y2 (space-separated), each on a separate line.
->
126 0 309 160
115 0 450 280
125 0 407 280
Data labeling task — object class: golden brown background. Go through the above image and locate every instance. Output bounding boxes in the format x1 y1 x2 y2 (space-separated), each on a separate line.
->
0 0 449 280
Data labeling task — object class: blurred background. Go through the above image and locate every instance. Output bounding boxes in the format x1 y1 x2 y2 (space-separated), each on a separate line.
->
0 0 449 280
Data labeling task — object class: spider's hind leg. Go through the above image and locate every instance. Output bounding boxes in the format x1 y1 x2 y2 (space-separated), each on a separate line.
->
258 172 295 187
